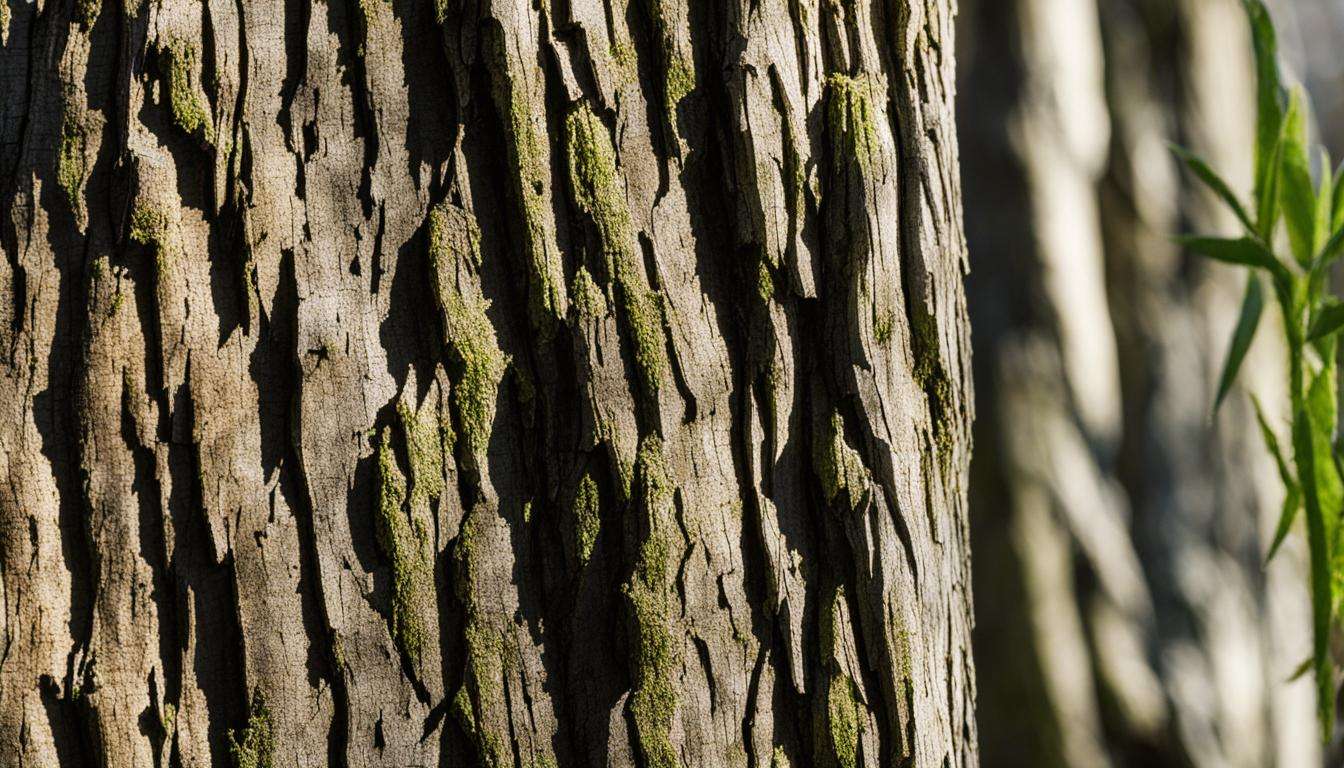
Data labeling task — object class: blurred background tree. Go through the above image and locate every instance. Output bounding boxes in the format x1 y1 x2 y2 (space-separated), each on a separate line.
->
959 0 1331 765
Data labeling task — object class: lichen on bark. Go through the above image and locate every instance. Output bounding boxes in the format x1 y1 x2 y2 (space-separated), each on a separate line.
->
624 436 680 768
161 39 214 145
229 690 277 768
374 427 431 664
564 103 668 395
427 203 507 464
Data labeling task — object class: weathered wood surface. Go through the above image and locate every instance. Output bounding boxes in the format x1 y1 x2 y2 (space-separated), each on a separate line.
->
0 0 977 766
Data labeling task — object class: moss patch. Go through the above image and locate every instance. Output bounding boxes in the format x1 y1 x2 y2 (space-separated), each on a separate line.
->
228 689 275 768
397 399 446 508
129 203 172 273
374 427 431 664
610 39 638 86
57 109 87 218
426 204 507 464
911 315 955 465
129 204 168 246
813 412 870 511
571 265 608 320
454 509 512 768
624 436 680 768
163 40 214 145
565 104 668 395
443 290 506 460
484 37 566 326
816 587 867 768
826 675 863 768
825 75 879 173
665 53 694 108
572 472 601 566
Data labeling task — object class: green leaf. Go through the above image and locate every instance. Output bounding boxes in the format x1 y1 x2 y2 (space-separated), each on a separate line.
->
1214 274 1265 413
1292 410 1336 740
1315 223 1344 270
1295 363 1343 739
1332 161 1344 234
1281 88 1317 267
1318 149 1334 248
1259 129 1285 241
1308 299 1344 341
1244 0 1285 211
1177 235 1282 275
1288 656 1313 682
1267 485 1303 563
1253 395 1296 486
1254 395 1301 563
1170 144 1255 233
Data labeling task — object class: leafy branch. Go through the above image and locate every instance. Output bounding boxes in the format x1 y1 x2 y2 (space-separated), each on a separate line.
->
1175 0 1344 741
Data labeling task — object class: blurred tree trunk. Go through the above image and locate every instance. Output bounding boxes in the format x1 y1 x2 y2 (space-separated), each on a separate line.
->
0 1 977 767
961 0 1316 766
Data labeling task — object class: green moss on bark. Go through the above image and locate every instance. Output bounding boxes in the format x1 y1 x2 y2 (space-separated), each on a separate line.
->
57 109 87 217
397 399 446 508
483 34 567 327
826 676 863 768
571 265 608 320
611 40 638 86
572 472 601 566
129 203 172 273
228 690 275 768
374 427 431 663
163 40 214 145
813 412 870 511
454 509 512 768
565 103 668 395
816 586 867 768
825 74 880 173
426 203 507 464
624 436 680 768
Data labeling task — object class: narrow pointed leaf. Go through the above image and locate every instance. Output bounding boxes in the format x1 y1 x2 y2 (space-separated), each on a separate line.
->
1214 274 1265 412
1244 0 1285 203
1281 88 1316 267
1315 224 1344 270
1308 299 1344 341
1291 404 1336 739
1332 161 1344 234
1316 148 1335 260
1252 394 1295 486
1171 144 1254 233
1288 656 1313 682
1177 235 1281 274
1259 131 1285 241
1267 486 1302 563
1254 395 1302 563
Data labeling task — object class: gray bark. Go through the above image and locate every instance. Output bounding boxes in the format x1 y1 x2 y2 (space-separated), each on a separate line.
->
0 0 977 766
961 0 1316 765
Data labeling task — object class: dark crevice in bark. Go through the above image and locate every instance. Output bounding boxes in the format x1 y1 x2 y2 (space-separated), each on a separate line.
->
331 0 379 222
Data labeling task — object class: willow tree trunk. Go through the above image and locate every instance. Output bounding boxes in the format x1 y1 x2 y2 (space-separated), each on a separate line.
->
0 0 976 766
961 0 1315 766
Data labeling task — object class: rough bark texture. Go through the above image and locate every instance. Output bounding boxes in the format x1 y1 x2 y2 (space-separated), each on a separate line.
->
0 0 976 766
961 0 1316 766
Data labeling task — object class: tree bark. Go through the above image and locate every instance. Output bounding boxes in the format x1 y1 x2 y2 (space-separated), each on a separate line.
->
960 0 1316 765
0 0 977 766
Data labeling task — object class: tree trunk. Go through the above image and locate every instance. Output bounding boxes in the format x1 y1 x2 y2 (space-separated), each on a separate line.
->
0 1 976 766
960 0 1316 765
